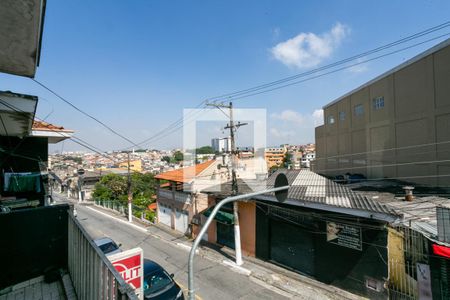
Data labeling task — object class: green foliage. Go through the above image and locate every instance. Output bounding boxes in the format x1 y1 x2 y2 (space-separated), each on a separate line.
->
173 151 184 162
196 146 215 154
161 156 171 163
93 173 156 208
282 152 292 168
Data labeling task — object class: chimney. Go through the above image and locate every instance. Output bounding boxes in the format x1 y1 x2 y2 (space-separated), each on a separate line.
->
403 186 414 201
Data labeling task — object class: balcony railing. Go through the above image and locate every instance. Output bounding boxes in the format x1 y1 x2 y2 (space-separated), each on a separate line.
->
157 189 191 204
68 213 138 300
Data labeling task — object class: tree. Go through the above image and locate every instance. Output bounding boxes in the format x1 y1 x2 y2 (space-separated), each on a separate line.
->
282 152 292 168
196 146 215 154
161 156 171 163
92 173 156 205
173 151 184 162
93 173 127 201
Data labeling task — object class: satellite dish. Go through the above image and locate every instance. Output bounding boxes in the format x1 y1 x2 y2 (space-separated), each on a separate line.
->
274 173 289 203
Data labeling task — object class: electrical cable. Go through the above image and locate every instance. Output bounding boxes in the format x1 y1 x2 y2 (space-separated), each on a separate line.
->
206 21 450 101
126 29 450 148
31 78 141 149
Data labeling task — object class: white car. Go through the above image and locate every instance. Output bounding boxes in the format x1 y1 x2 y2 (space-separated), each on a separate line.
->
94 237 122 255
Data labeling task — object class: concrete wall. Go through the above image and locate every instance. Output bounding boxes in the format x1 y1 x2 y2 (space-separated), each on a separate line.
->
315 43 450 187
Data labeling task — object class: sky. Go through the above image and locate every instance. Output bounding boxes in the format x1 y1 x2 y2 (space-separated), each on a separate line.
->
1 0 449 153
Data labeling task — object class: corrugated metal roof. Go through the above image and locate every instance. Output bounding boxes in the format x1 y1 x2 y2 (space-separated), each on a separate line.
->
385 197 450 243
263 169 398 216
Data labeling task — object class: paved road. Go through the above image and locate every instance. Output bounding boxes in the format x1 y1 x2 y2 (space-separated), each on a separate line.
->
55 194 288 300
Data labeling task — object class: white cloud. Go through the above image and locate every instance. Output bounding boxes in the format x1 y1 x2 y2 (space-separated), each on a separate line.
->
271 109 305 124
270 128 295 138
312 109 324 126
271 23 350 69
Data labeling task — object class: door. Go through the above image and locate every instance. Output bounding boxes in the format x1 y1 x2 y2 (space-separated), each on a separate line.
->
175 209 189 234
269 220 315 276
217 222 235 249
158 203 172 227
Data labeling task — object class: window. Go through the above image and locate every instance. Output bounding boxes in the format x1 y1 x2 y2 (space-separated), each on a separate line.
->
339 111 346 121
354 104 364 117
372 96 385 110
327 115 335 124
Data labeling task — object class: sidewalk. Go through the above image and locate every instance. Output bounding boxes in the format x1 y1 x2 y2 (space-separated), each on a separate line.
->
82 202 367 300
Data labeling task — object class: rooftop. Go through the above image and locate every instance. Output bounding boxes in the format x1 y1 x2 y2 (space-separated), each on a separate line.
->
155 160 215 183
256 169 400 222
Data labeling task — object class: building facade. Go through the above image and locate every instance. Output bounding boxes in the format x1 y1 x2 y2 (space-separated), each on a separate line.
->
211 137 231 153
264 146 287 169
315 39 450 187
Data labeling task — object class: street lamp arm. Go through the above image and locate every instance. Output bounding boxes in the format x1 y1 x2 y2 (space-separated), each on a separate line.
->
187 185 289 300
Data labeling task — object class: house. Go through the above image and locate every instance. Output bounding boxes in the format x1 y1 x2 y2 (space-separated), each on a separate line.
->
154 160 219 235
315 38 450 187
196 168 450 299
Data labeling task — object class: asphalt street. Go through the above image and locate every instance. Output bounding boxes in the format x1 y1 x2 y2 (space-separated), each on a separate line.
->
54 194 289 300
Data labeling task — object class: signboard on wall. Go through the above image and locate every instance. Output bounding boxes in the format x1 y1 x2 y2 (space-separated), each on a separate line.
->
109 248 144 300
326 222 362 251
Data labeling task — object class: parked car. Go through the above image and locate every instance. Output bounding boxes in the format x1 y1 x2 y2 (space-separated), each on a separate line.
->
143 259 184 299
94 237 122 255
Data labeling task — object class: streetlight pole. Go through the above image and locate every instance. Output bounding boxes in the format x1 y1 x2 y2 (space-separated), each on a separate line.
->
187 174 289 300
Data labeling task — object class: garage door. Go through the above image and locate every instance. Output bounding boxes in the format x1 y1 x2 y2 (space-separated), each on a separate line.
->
158 203 172 227
270 220 315 276
175 209 189 234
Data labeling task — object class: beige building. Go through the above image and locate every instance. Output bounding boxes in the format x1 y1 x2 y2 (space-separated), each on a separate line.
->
264 146 287 169
315 38 450 187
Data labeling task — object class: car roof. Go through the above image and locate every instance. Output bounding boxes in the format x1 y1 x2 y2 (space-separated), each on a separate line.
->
143 259 164 274
94 237 115 246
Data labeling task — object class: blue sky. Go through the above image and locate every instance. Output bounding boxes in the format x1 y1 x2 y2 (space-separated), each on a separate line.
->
1 1 449 152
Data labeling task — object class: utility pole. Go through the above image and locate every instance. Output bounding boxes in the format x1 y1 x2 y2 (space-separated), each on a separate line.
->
127 151 132 222
207 101 247 266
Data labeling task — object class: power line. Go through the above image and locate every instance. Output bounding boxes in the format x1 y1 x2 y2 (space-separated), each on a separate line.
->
125 26 450 148
206 21 450 101
31 78 141 149
0 97 118 163
229 33 450 101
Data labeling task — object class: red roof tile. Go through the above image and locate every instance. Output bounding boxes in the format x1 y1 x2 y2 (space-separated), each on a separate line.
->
155 160 214 183
32 120 74 132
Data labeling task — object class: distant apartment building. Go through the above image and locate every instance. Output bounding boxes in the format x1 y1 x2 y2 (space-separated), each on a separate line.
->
264 146 286 169
211 137 231 153
315 38 450 187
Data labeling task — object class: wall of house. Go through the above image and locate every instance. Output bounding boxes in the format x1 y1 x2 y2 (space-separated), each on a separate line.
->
255 203 389 299
238 202 256 256
0 136 48 205
315 43 450 187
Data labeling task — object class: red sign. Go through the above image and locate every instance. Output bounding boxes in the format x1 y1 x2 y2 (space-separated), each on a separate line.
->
109 248 143 300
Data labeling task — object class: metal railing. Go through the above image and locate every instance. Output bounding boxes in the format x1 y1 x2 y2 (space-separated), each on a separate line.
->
68 212 138 300
94 199 153 224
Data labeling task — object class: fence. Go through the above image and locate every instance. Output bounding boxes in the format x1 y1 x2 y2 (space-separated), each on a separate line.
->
68 212 138 300
388 226 429 300
94 199 153 224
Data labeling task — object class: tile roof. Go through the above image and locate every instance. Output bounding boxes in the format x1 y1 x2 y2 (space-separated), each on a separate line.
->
260 169 399 218
32 120 74 132
155 160 215 183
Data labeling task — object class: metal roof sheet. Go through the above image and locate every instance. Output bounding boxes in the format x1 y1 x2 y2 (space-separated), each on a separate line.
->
262 169 399 217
